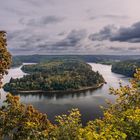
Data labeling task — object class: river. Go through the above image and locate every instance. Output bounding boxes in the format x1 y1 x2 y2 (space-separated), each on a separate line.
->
0 63 130 125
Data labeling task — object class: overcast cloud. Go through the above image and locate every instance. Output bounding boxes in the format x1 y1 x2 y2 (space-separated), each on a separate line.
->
89 21 140 43
0 0 140 55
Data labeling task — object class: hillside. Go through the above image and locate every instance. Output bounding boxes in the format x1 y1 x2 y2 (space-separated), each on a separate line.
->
111 60 140 77
11 55 140 67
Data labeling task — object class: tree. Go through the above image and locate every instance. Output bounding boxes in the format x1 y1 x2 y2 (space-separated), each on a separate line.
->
0 31 11 87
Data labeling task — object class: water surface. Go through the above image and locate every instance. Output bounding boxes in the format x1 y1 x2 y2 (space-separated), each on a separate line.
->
0 63 130 124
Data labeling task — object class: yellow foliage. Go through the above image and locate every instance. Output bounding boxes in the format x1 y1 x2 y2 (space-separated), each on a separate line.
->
0 70 140 139
0 31 11 87
0 32 140 139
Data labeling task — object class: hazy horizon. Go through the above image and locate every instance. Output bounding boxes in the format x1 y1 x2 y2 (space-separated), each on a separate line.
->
12 54 140 56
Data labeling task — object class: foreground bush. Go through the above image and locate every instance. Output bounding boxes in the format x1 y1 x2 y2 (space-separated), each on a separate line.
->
0 31 11 87
0 69 140 140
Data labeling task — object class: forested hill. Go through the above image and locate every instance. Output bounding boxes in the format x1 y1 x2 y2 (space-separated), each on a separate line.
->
4 60 105 92
111 59 140 77
11 55 140 67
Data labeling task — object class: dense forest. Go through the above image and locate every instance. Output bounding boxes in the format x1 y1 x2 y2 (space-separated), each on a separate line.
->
11 54 140 67
4 60 105 92
11 55 140 79
111 60 140 77
11 57 22 67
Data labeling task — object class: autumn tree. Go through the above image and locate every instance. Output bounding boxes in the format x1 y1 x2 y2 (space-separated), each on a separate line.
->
0 31 11 87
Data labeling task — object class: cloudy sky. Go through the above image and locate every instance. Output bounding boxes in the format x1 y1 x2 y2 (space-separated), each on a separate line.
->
1 0 140 55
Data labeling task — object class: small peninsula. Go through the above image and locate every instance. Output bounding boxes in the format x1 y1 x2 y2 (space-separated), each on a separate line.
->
111 60 140 77
4 60 105 93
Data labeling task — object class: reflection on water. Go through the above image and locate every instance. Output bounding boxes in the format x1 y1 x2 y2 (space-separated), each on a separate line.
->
0 63 130 125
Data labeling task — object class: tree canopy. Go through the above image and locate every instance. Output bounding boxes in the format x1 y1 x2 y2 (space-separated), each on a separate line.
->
4 60 105 92
111 60 140 77
0 31 11 87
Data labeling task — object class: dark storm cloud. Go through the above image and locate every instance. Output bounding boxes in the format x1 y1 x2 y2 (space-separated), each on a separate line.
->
20 16 65 27
89 25 117 41
7 29 87 54
7 29 49 54
53 30 86 47
39 29 87 51
89 21 140 43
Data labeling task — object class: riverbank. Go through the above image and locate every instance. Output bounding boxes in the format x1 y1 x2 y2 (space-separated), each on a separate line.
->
10 83 104 94
1 62 129 125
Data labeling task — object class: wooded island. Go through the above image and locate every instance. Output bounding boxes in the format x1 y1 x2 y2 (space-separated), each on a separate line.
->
4 60 105 93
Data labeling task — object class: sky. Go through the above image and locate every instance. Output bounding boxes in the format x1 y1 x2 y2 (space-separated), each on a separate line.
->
1 0 140 55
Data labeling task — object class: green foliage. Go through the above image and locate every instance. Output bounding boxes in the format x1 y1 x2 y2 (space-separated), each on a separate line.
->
12 54 140 65
4 60 105 92
112 60 140 77
0 31 11 87
1 69 140 139
54 109 82 140
11 57 22 67
0 94 55 140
